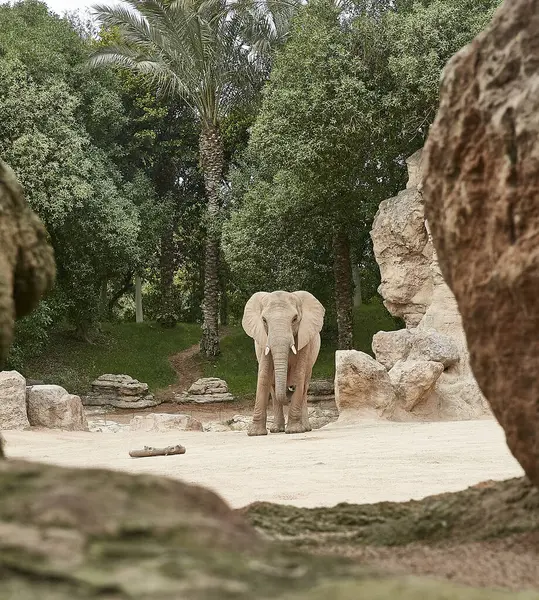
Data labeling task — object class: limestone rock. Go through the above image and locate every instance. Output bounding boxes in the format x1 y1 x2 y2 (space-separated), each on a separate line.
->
389 360 444 412
84 374 160 409
203 421 233 432
368 144 489 422
370 150 433 327
372 329 413 370
421 0 539 485
130 413 203 433
177 377 235 404
408 329 459 368
87 419 128 433
0 370 29 430
27 385 87 431
308 406 338 429
334 351 395 421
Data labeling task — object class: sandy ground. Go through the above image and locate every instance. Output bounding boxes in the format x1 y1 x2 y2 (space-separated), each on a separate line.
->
3 418 523 509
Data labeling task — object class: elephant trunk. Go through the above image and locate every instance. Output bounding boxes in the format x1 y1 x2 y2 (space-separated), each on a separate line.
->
270 329 293 406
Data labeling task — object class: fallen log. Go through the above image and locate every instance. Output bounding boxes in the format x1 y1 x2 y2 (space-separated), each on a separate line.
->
129 444 186 458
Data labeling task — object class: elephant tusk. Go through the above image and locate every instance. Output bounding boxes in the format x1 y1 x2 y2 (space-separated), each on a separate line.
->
291 344 297 355
265 346 270 356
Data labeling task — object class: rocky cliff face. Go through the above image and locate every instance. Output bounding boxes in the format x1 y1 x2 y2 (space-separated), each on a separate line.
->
421 0 539 487
364 149 490 421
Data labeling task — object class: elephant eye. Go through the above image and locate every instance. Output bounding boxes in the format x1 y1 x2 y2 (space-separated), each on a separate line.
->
292 315 298 322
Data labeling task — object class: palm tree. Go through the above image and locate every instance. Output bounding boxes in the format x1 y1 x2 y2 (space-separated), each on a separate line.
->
90 0 296 356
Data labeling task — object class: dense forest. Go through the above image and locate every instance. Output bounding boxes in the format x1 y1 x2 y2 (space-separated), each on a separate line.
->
1 0 499 376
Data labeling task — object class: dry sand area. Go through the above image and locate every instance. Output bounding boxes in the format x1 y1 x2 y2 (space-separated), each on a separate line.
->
3 418 523 508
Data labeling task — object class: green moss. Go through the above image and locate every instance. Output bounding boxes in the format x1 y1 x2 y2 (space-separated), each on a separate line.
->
243 478 539 548
0 462 537 599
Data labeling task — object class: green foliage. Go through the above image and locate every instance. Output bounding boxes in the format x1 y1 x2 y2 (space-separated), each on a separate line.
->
7 302 55 372
23 322 201 395
224 0 501 329
0 1 152 341
383 0 502 142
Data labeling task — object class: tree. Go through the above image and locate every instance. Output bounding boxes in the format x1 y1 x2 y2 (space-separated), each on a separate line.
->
0 1 151 347
90 0 298 357
225 0 393 349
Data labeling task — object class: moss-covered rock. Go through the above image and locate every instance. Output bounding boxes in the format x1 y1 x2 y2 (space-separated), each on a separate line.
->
0 460 537 599
243 478 539 548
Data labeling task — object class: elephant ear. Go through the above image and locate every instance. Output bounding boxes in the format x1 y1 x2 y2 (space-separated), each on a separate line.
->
242 292 269 346
293 291 325 350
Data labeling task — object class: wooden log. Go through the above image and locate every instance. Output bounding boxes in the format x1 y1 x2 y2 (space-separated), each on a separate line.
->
129 445 186 458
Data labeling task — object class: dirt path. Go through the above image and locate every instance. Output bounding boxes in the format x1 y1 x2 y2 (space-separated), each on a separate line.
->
3 419 523 508
161 327 237 403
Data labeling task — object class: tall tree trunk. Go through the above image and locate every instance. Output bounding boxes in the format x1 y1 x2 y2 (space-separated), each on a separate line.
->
99 278 108 321
158 223 176 328
219 250 229 327
333 228 354 350
135 275 144 323
199 123 224 357
352 264 362 307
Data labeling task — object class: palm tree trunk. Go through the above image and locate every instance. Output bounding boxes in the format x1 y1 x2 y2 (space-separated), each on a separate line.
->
199 123 224 357
333 228 353 350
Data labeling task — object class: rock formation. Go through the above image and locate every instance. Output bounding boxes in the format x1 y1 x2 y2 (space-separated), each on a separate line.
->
421 0 539 486
353 148 491 422
27 384 87 431
335 351 395 421
0 371 29 430
84 374 160 409
0 159 55 368
176 377 235 404
130 413 203 432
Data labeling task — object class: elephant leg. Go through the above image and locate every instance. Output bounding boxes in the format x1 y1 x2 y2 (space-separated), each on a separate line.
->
248 358 271 436
285 370 308 435
269 389 285 433
301 368 313 432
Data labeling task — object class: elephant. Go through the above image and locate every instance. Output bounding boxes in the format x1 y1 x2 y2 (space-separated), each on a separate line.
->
242 290 325 435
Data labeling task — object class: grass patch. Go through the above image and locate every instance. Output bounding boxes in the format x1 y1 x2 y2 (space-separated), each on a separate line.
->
22 302 400 399
23 322 201 395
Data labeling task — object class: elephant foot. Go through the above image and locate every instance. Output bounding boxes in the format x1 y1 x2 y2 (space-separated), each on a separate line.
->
285 421 308 434
302 421 312 432
247 422 268 436
269 422 285 433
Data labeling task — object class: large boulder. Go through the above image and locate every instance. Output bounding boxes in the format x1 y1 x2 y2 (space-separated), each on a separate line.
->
84 374 160 409
334 351 395 421
27 385 87 431
0 371 29 430
130 413 203 433
0 460 535 599
422 0 539 485
372 329 413 370
389 360 444 413
407 329 459 368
